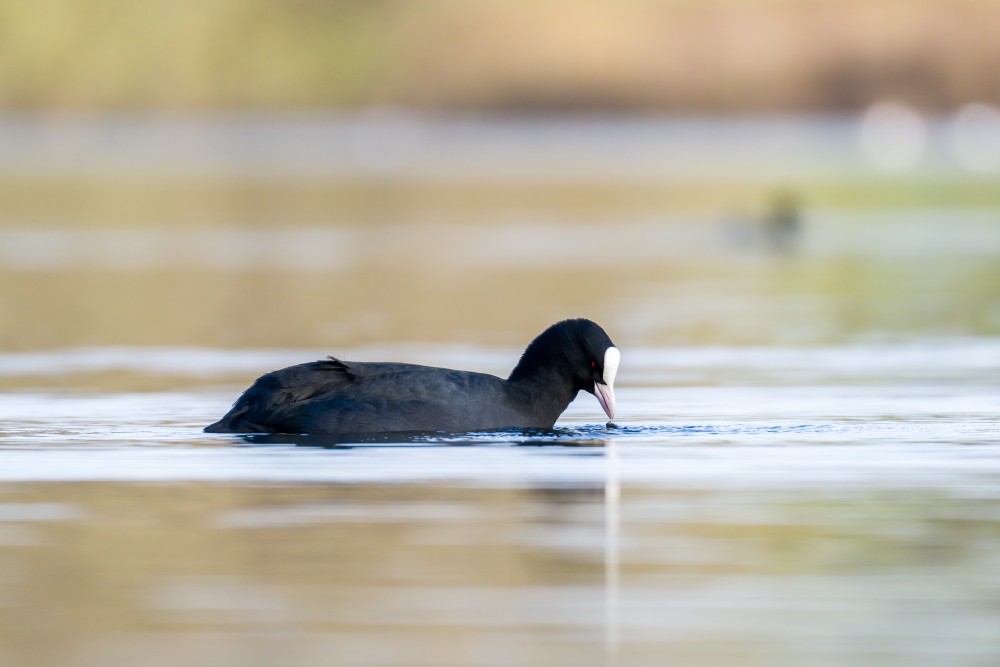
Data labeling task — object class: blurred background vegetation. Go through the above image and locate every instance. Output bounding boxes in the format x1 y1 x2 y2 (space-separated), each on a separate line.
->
1 0 999 353
2 0 1000 111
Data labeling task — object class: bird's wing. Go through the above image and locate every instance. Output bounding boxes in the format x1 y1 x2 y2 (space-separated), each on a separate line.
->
208 357 358 432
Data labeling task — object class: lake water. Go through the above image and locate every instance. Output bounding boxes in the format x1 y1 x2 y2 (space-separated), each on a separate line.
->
2 341 999 667
1 115 999 666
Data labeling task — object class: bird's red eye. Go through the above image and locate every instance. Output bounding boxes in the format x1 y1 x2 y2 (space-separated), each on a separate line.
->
591 361 596 367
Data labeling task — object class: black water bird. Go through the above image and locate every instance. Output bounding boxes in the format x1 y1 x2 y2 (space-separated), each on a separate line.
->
205 319 620 435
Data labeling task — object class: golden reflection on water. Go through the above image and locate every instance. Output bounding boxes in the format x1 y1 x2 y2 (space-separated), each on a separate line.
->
2 227 998 352
0 167 997 354
1 481 998 667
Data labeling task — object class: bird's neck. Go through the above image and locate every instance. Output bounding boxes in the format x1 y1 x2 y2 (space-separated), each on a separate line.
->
506 362 581 426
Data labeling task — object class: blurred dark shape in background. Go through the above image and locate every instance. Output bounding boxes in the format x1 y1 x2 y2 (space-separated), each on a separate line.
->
764 191 801 255
718 191 803 256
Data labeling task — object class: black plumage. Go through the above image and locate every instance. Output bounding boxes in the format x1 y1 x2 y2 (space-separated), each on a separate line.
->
205 319 619 435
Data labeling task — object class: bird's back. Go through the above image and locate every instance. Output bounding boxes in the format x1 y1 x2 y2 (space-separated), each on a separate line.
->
205 357 523 434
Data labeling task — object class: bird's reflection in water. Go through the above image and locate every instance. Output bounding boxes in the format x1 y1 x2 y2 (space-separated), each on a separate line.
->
236 427 613 449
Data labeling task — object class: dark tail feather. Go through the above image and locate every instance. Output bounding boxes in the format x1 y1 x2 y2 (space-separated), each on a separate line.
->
204 418 273 433
203 406 271 433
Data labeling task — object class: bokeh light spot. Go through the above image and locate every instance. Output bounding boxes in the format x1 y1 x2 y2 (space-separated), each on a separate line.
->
858 102 928 172
949 103 1000 173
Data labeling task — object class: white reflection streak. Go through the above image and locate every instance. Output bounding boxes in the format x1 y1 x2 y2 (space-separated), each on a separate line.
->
604 435 620 665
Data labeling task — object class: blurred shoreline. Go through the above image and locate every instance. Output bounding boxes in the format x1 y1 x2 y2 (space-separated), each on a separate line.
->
0 111 993 182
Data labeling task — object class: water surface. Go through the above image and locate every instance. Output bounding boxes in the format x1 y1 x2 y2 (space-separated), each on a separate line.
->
2 115 999 666
1 343 998 667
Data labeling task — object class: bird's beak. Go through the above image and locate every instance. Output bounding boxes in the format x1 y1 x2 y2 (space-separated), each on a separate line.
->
594 346 620 419
594 381 615 419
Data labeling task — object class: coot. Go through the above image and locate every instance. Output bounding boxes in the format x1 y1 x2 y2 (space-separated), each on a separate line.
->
205 319 619 435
